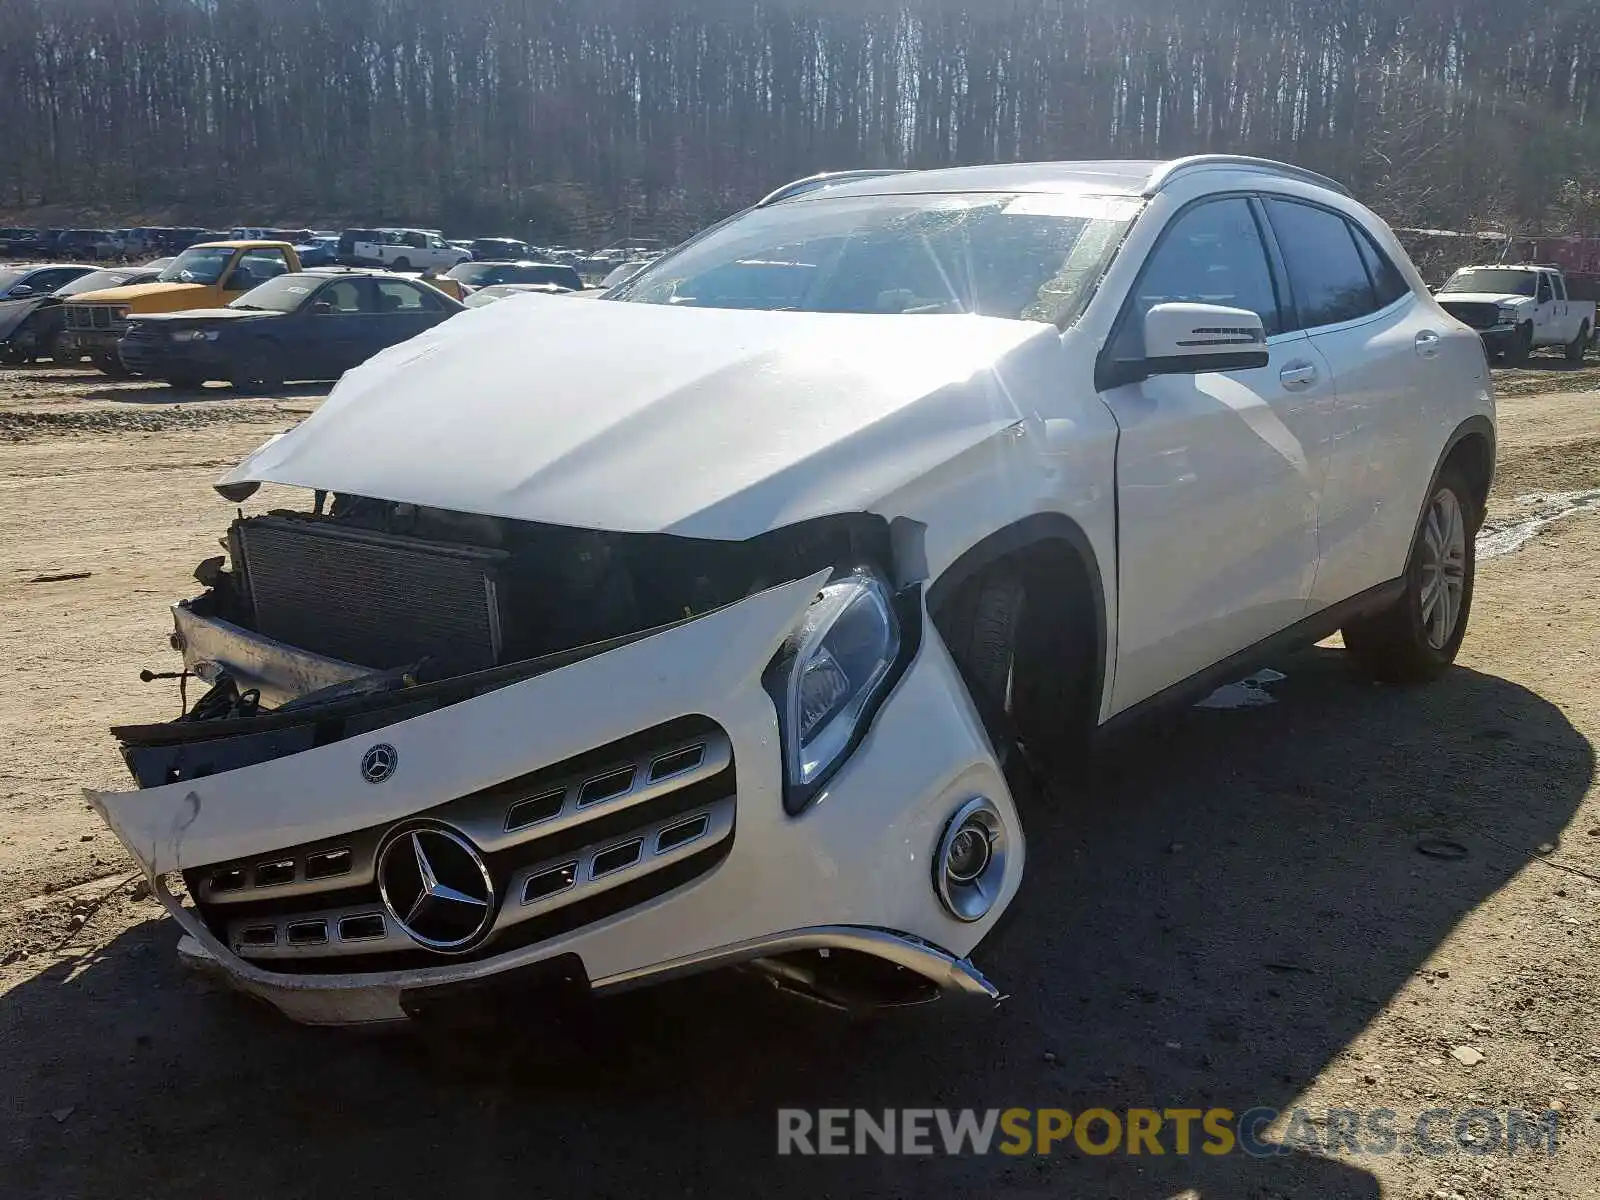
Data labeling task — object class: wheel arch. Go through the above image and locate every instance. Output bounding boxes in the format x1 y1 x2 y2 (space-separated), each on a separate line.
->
1436 415 1495 527
925 513 1109 731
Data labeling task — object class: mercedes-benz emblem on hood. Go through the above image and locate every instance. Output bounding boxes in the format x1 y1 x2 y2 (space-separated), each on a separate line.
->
360 743 398 784
377 826 496 952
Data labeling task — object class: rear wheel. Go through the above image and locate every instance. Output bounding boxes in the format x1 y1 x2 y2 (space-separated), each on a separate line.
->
392 256 412 272
1565 321 1590 363
1343 465 1476 683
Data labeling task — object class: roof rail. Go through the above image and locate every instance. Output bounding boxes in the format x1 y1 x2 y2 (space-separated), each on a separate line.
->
1143 155 1352 199
756 169 915 208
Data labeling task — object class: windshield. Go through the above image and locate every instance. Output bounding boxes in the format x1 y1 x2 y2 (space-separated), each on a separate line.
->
229 276 316 313
158 247 233 285
612 192 1140 322
1442 268 1539 296
56 269 143 297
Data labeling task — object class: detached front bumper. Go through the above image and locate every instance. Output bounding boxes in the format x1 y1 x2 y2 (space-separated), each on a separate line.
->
89 573 1020 1025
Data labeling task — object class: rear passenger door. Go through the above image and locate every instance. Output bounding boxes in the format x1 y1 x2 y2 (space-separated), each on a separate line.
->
1260 197 1443 607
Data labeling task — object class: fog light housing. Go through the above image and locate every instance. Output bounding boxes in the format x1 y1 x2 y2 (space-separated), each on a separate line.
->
935 797 1007 922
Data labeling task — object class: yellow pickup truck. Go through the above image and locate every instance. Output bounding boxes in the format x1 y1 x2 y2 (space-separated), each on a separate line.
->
63 241 303 375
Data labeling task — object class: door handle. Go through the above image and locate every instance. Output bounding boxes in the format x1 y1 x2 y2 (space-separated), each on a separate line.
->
1414 330 1442 358
1279 361 1318 389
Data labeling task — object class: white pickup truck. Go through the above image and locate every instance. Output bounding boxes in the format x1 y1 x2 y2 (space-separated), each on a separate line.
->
1435 264 1595 364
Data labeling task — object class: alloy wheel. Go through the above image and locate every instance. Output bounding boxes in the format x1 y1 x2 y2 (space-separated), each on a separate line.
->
1419 488 1467 650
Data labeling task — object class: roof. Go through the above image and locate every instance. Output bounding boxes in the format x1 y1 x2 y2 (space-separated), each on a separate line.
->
191 240 298 250
774 155 1348 203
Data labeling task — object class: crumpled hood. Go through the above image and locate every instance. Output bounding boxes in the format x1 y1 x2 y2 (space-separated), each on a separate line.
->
219 294 1059 540
1437 292 1529 307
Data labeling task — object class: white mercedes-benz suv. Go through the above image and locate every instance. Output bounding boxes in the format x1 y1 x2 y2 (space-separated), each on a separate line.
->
89 156 1493 1026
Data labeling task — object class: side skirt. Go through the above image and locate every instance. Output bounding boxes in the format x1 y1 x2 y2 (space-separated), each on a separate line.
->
1093 577 1405 744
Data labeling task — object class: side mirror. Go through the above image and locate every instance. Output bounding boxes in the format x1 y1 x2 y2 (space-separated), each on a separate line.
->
1100 302 1269 389
7 285 34 298
310 301 335 316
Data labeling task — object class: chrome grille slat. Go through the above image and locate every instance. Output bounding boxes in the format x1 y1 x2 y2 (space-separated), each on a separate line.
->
225 796 736 961
197 728 732 907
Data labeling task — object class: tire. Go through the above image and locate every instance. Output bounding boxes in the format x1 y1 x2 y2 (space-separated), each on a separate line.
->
941 565 1093 778
392 256 412 272
1565 321 1589 363
945 573 1026 723
166 371 206 390
1342 464 1477 683
92 353 130 378
1505 323 1533 366
230 344 284 393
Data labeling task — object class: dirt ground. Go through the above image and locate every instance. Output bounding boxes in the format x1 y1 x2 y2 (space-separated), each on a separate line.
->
1 357 1598 1199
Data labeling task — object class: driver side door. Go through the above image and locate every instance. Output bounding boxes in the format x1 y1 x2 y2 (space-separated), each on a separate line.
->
1096 195 1335 715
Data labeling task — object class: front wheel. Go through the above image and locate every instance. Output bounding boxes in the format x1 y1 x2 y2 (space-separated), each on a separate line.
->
1565 321 1590 363
166 371 207 390
230 344 284 393
92 353 130 378
1342 465 1477 683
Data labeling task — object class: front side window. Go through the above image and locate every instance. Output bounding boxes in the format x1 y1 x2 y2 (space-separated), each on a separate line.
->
1265 199 1379 329
613 191 1140 325
1537 275 1553 302
314 280 366 313
1112 196 1281 358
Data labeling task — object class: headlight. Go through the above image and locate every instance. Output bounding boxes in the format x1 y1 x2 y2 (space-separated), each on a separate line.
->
1497 305 1520 322
764 567 908 813
169 328 219 343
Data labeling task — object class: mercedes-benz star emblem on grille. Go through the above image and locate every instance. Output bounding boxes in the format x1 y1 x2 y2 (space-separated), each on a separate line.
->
377 827 497 952
360 743 398 784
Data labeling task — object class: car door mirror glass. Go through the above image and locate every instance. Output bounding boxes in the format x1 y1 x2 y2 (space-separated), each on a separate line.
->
8 285 33 298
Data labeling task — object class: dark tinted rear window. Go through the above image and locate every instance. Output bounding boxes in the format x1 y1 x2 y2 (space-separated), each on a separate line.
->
1265 199 1378 329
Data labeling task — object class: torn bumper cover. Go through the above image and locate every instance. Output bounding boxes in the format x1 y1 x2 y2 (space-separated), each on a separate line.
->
88 572 1019 1025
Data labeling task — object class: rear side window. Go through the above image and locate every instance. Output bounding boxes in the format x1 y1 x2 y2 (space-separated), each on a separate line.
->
1264 199 1378 329
1351 224 1411 308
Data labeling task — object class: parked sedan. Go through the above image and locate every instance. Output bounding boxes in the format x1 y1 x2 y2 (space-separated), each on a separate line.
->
445 260 584 292
0 263 95 301
0 265 163 363
117 269 465 389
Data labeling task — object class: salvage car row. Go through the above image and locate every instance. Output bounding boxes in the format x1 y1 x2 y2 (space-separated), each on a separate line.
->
0 239 591 385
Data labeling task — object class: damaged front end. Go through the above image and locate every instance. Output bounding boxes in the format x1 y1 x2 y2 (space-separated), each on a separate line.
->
92 494 1020 1025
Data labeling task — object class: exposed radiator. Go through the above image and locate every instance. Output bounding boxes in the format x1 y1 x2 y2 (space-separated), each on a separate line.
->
236 516 508 674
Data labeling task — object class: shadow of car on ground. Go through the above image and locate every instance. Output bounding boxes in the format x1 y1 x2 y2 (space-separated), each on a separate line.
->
1 649 1590 1198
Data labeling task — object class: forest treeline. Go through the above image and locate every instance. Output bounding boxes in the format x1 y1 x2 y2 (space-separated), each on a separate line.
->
3 0 1600 241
